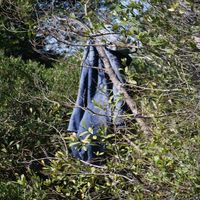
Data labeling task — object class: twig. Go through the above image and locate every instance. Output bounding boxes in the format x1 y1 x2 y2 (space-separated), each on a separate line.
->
17 157 56 164
122 135 143 154
127 84 182 92
64 172 141 184
80 160 107 169
40 121 68 152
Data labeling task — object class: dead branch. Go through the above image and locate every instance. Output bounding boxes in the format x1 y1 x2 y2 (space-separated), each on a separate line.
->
96 46 152 136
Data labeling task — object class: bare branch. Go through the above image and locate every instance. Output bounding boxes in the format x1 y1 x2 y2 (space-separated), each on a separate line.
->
96 46 152 136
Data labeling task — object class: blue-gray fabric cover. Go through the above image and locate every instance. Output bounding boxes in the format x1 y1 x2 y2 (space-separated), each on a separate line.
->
68 44 127 162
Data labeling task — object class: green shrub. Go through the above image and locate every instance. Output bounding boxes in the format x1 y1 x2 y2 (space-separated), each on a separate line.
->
0 52 80 179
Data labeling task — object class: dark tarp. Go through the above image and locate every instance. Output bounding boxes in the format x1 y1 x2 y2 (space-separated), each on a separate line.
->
68 44 130 162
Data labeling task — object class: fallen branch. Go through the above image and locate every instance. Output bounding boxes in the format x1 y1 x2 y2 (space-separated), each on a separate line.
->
96 46 152 136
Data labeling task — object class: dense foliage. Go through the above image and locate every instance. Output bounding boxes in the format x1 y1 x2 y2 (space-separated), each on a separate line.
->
1 0 200 199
